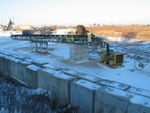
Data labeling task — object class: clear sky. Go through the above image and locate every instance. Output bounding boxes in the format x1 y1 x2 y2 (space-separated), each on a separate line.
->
0 0 150 26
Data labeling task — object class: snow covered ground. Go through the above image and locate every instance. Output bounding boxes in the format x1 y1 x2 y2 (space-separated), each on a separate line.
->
0 36 149 92
0 31 22 37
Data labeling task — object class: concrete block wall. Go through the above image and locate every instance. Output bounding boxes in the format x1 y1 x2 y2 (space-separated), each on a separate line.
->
38 68 76 106
3 56 11 76
0 54 10 76
70 79 101 113
62 69 101 82
96 79 130 90
127 95 150 113
127 87 150 98
16 60 31 81
43 63 62 70
0 53 6 74
32 60 48 67
95 87 135 113
0 52 149 113
9 56 21 78
26 64 41 88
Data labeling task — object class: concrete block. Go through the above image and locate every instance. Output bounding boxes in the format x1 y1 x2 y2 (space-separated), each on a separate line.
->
94 87 135 113
32 60 48 67
0 54 6 74
2 56 8 75
0 54 2 73
5 56 20 76
43 63 61 70
70 79 101 113
26 64 41 88
10 58 31 81
0 55 11 76
11 55 26 60
12 60 31 81
62 69 101 82
127 87 150 98
9 57 22 78
127 95 150 113
70 44 88 61
38 68 76 106
96 80 130 90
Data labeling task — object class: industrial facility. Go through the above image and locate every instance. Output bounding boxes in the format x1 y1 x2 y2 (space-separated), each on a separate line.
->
0 23 149 113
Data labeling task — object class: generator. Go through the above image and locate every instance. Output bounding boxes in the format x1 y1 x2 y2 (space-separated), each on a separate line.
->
100 43 124 68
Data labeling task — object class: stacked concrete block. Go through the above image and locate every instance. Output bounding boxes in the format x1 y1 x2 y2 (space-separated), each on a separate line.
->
12 55 26 60
0 54 12 76
9 57 22 78
0 54 2 73
38 68 76 106
94 87 135 113
0 53 6 74
127 95 150 113
62 69 101 82
127 87 150 98
70 44 88 61
6 56 21 77
11 59 31 81
96 80 130 90
32 60 48 67
15 60 31 81
3 56 11 76
0 54 21 77
43 63 61 70
70 79 101 113
26 64 41 88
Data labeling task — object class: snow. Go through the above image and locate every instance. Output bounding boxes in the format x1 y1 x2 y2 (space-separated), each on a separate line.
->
0 36 149 92
42 68 76 80
43 63 61 70
5 56 21 62
128 87 150 98
56 29 76 35
19 60 31 65
26 64 41 71
130 95 150 108
62 69 101 82
103 36 142 43
75 79 101 90
0 31 22 37
97 80 130 90
12 76 29 87
49 43 70 59
32 60 47 65
105 87 135 98
32 88 51 95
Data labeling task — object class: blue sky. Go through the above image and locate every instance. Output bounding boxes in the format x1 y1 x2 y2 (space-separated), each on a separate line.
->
0 0 150 26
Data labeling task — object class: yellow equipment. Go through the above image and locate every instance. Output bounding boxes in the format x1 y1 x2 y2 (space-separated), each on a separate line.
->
100 43 124 68
87 32 92 42
66 37 74 42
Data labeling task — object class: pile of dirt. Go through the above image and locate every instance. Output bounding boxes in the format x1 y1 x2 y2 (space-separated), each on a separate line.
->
85 25 150 42
13 25 36 31
34 25 150 42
